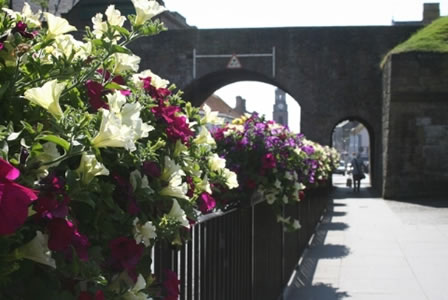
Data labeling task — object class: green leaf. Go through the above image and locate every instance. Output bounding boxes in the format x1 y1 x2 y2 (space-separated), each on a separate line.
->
38 135 70 151
111 25 130 38
91 39 107 48
111 44 131 54
20 121 35 134
0 81 10 100
104 81 125 90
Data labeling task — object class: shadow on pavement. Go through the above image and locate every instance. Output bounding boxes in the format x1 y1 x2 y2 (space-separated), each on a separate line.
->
281 196 350 300
318 222 350 231
331 186 380 199
283 284 349 300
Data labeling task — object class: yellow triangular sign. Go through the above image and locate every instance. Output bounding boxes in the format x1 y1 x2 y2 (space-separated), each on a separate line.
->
227 54 242 68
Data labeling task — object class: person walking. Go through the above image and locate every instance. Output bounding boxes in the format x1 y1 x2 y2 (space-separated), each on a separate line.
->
351 153 365 192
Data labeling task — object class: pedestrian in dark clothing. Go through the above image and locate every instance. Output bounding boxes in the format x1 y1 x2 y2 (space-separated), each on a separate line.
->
351 153 365 192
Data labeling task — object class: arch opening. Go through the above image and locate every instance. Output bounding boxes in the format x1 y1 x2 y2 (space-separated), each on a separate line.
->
331 119 372 189
183 70 302 133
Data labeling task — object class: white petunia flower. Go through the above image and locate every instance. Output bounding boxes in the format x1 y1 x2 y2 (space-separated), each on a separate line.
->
44 12 76 39
292 219 301 230
132 69 169 89
92 5 126 42
112 53 141 75
199 174 212 194
201 104 223 126
3 3 41 27
224 124 244 137
76 152 109 184
35 142 62 178
168 199 190 228
160 156 185 182
24 80 66 118
19 231 56 268
133 218 157 247
52 34 91 60
223 168 238 189
274 179 282 189
208 153 226 172
131 0 166 26
284 171 293 181
105 5 126 26
123 274 152 300
265 191 278 204
160 173 189 200
91 109 134 150
91 13 108 38
193 126 216 146
91 92 153 151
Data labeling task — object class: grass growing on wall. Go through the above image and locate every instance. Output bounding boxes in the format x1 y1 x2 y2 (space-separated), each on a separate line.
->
381 16 448 67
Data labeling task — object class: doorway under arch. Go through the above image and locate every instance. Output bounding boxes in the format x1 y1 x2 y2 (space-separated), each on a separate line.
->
331 119 373 189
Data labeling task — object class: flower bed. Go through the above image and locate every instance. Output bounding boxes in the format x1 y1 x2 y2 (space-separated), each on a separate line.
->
212 114 339 230
0 2 339 299
0 2 238 299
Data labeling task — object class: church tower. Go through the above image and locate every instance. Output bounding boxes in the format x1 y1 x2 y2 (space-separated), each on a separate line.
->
273 88 288 127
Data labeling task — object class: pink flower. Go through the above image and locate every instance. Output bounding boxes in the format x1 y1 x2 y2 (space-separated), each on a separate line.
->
163 269 180 300
47 218 90 261
198 192 216 213
0 158 38 235
78 291 104 300
108 236 144 281
262 153 277 169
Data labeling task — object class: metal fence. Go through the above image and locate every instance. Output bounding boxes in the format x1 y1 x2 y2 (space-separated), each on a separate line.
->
153 187 330 300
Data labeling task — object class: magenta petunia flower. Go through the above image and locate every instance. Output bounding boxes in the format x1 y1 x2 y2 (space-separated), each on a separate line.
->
108 236 144 281
34 192 69 219
152 101 194 143
261 153 277 169
12 21 34 39
198 192 216 213
141 76 171 100
0 158 38 235
163 269 180 300
47 218 90 261
78 290 104 300
86 80 109 111
142 161 161 178
113 173 140 215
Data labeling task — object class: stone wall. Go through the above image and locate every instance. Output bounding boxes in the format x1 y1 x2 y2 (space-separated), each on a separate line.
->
382 52 448 199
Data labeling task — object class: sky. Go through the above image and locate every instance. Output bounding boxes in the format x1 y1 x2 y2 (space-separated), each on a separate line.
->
164 0 448 133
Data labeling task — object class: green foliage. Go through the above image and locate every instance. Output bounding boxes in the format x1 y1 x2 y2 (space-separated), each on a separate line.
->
381 17 448 67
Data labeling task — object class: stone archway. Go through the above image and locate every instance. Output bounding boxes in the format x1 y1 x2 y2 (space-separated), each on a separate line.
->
331 117 375 189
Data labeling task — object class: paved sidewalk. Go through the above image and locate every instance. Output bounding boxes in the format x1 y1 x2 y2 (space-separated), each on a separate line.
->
282 184 448 300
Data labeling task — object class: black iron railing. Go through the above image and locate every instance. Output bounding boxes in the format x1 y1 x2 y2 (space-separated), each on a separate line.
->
153 187 330 300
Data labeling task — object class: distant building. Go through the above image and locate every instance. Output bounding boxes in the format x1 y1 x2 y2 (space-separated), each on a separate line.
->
272 88 288 127
200 94 245 125
333 121 369 166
